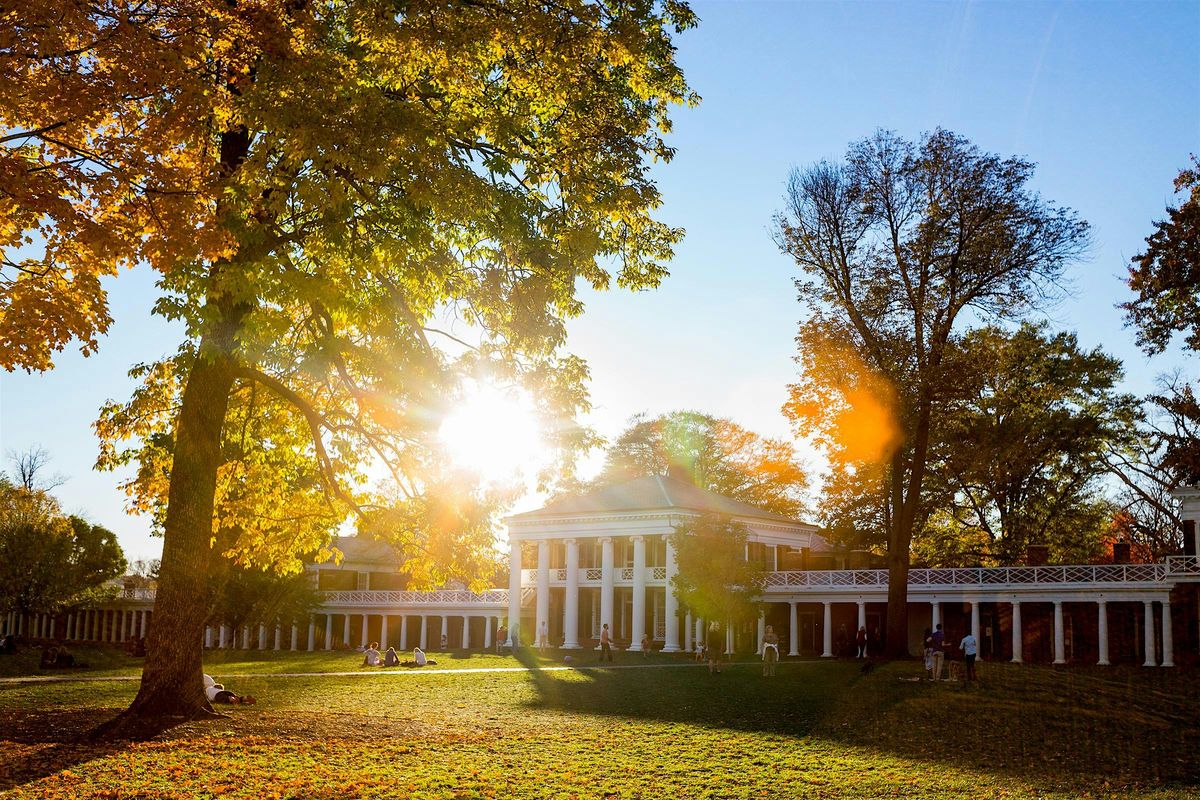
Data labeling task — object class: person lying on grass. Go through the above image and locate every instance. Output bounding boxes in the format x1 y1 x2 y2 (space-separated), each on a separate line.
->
203 673 256 705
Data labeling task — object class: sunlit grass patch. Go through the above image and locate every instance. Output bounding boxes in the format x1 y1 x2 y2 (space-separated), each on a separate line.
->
1 656 1196 799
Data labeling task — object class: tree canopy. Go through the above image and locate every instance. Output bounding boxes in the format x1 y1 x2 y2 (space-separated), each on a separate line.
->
3 0 697 724
1124 160 1200 355
926 324 1138 565
669 513 766 628
777 129 1090 655
0 480 127 616
588 410 808 518
1122 162 1200 487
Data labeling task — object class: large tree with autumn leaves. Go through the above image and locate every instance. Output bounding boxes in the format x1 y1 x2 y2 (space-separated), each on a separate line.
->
1 0 696 727
775 130 1090 657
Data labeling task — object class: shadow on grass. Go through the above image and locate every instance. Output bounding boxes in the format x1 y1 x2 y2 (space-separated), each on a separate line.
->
0 707 197 792
514 653 1200 790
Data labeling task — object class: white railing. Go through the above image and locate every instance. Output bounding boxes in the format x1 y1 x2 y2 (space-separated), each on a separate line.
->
585 568 603 581
321 589 510 606
765 563 1174 590
651 567 667 581
620 567 634 581
1166 555 1200 577
119 587 156 601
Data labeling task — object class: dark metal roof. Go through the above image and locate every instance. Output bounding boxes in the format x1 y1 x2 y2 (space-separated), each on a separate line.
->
509 474 810 526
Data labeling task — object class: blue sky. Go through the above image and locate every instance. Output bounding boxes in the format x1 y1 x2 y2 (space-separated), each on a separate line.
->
2 0 1198 562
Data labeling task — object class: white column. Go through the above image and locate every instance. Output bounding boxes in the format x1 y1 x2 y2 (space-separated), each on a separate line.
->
822 602 833 657
695 617 704 652
242 626 251 649
204 626 214 648
598 539 616 648
684 611 693 652
931 601 941 630
1143 600 1157 666
1096 600 1109 665
140 610 149 638
218 624 228 649
420 615 428 650
1161 599 1174 668
462 616 471 650
535 539 551 645
380 615 389 650
258 624 267 650
1011 601 1023 663
508 539 523 641
342 614 351 646
970 601 981 644
273 624 282 651
725 621 734 655
756 609 766 654
789 602 800 657
663 537 680 652
1053 601 1066 664
440 614 449 648
64 614 73 640
292 623 300 651
400 616 409 649
563 538 580 649
118 611 127 642
307 618 316 651
629 536 647 650
360 614 370 648
484 616 493 649
856 601 866 631
324 615 333 650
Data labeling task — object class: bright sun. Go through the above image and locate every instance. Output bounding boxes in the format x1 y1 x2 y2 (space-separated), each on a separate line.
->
437 382 549 484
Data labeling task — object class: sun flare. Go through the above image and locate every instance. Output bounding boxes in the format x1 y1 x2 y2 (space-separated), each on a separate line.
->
437 383 549 484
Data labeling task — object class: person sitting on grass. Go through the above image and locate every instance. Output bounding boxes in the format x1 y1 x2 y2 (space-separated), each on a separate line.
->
383 646 400 667
400 647 438 667
39 644 58 668
203 674 256 705
363 642 382 667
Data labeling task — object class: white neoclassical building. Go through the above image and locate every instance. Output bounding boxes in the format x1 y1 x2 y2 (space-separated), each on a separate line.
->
9 479 1200 667
504 473 828 651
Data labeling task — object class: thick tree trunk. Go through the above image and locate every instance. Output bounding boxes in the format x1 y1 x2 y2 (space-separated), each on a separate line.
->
90 119 253 742
92 344 238 736
884 544 911 658
884 403 933 660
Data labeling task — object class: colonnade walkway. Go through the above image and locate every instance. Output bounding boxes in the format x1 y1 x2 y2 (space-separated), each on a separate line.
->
8 556 1200 667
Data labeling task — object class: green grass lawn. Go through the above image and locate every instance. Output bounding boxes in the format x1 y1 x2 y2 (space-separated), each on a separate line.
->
0 644 577 679
1 649 1197 799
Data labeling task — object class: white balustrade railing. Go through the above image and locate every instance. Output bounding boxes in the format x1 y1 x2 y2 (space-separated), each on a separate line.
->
94 558 1200 611
321 589 510 606
765 562 1175 590
1166 555 1200 576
